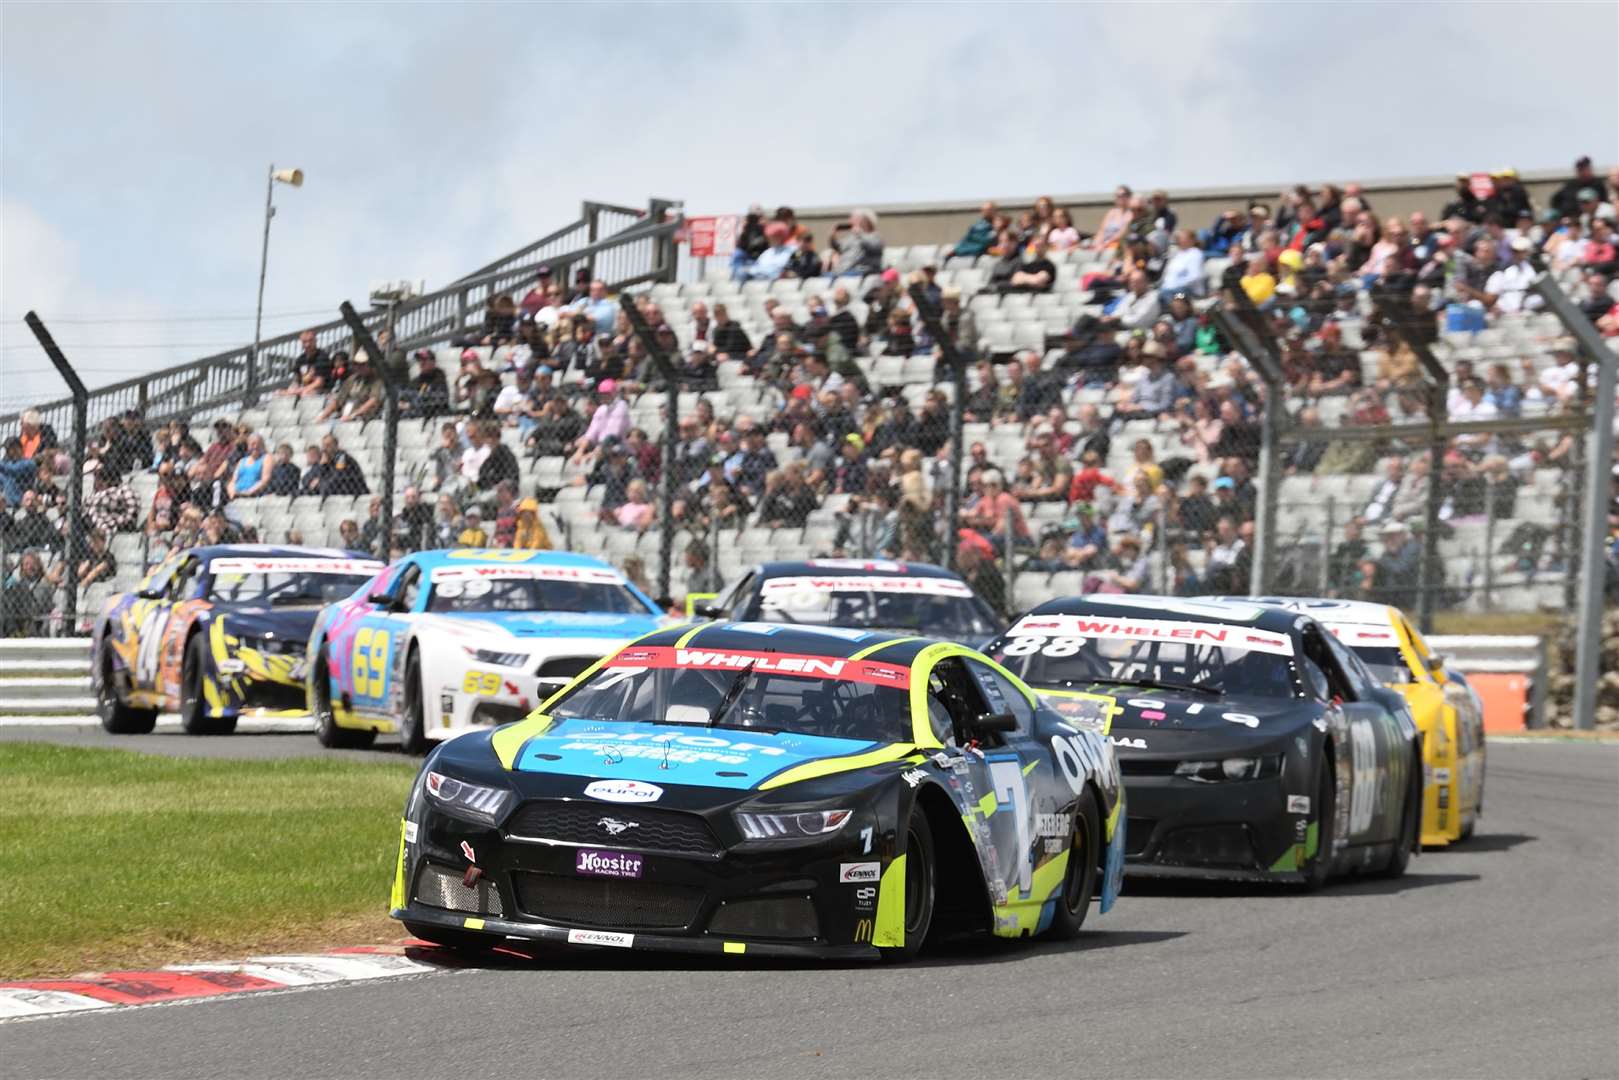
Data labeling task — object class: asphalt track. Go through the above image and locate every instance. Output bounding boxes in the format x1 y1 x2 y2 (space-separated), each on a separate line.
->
2 740 1614 1080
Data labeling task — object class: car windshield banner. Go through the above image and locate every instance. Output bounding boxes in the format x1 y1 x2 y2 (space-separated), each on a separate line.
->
1010 614 1294 657
209 558 383 577
607 645 912 689
759 575 974 599
430 564 626 585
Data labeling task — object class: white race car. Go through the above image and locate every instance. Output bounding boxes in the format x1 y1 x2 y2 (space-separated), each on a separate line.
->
305 549 676 751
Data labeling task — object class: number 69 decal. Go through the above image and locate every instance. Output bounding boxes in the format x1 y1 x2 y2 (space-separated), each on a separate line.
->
351 628 392 699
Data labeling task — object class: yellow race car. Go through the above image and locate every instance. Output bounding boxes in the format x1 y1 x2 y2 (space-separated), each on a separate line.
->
1251 599 1485 846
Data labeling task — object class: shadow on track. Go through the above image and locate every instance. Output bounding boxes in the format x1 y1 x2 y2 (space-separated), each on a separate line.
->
1438 831 1534 854
400 927 1188 976
1122 870 1479 900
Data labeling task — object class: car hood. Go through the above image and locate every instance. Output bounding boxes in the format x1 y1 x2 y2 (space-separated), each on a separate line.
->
215 606 322 643
507 718 881 791
411 612 672 641
1039 685 1315 752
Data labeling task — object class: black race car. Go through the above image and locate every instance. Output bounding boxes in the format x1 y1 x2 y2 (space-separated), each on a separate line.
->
985 596 1421 887
390 622 1125 960
687 558 1006 646
91 545 382 734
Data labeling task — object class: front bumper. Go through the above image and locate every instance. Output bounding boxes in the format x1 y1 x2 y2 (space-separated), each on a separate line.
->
207 646 309 718
1119 768 1312 883
391 799 894 957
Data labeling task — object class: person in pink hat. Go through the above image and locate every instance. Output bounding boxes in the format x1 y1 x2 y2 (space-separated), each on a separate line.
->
571 378 630 465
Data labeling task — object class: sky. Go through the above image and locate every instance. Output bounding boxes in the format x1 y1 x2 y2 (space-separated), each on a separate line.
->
3 1 1616 409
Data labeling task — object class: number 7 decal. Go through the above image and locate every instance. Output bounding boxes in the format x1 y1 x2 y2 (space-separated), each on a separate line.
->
988 758 1033 895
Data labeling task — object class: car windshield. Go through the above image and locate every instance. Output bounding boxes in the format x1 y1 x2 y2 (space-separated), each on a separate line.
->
206 558 379 607
426 565 652 615
742 574 999 637
547 643 913 743
1350 646 1412 685
989 612 1300 699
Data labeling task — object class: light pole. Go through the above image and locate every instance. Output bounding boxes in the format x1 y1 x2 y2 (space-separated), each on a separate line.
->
250 164 304 403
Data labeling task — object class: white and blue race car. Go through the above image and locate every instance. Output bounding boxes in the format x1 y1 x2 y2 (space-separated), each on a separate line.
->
305 549 676 752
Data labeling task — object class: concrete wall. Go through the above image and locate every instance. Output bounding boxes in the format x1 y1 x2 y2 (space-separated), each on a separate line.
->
789 167 1594 252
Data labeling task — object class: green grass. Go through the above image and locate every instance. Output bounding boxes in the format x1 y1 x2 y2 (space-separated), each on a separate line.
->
0 744 417 979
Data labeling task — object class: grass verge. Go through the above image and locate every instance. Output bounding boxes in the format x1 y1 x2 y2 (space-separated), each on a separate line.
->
0 744 417 980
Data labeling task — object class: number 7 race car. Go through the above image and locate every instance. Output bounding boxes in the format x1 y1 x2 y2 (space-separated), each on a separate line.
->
91 546 383 734
306 549 676 753
388 623 1125 960
1241 598 1486 846
987 596 1422 888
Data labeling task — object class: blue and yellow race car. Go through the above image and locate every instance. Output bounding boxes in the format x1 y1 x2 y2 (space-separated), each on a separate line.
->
90 545 382 734
389 622 1125 959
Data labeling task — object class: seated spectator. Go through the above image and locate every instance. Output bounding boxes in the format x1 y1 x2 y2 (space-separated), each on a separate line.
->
1088 533 1150 594
1116 345 1178 422
684 540 725 597
947 201 998 261
391 486 435 553
317 350 383 423
1045 207 1080 251
358 496 387 556
1482 237 1542 313
319 433 369 496
456 506 488 547
1092 185 1134 252
1003 236 1057 293
277 331 332 397
0 438 37 505
827 209 884 279
1 551 57 635
455 293 518 348
86 465 140 535
1159 230 1207 300
832 433 870 495
1204 515 1249 592
963 469 1031 548
431 494 460 548
784 231 822 279
613 479 655 531
227 434 271 499
402 350 450 418
512 497 552 550
1101 270 1161 331
1239 253 1277 306
296 444 325 498
1107 473 1163 544
743 222 797 282
712 302 752 360
518 266 554 318
570 380 630 465
259 443 299 496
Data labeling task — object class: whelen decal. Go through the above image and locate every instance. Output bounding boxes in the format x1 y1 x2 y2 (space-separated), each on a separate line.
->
1321 623 1400 647
1011 615 1294 657
430 564 625 585
606 646 912 689
760 575 974 598
208 558 383 577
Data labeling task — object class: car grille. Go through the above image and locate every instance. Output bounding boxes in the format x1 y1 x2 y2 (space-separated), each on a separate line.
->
240 681 309 711
413 862 505 917
1119 759 1180 777
512 872 703 930
1124 817 1156 857
505 801 721 856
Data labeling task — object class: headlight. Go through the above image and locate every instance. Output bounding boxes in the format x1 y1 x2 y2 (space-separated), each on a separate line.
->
734 808 853 841
1174 755 1283 783
424 770 512 824
463 647 529 668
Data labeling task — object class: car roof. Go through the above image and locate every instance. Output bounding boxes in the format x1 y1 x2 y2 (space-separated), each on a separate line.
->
1019 595 1301 636
193 544 371 565
1242 597 1401 629
403 548 620 573
754 559 964 581
633 621 941 665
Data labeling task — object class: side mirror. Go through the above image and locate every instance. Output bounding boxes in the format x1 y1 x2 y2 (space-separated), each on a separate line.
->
368 592 394 607
685 592 720 618
1426 654 1445 672
694 605 723 620
969 712 1019 735
136 588 164 601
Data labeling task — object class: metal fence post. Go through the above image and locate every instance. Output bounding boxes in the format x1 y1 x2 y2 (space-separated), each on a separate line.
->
618 293 680 601
907 283 964 570
1483 478 1496 609
1321 496 1335 594
24 312 87 635
1529 272 1616 731
337 301 397 545
1205 299 1285 596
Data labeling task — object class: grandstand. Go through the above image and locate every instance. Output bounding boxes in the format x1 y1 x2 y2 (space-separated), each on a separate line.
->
2 166 1616 638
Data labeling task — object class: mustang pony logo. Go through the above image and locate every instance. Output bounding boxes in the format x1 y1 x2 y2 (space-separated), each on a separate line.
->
597 817 640 836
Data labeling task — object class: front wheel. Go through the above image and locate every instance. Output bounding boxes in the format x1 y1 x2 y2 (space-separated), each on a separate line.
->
1045 790 1101 940
180 634 236 735
1378 750 1422 879
312 642 376 750
400 649 428 755
880 807 935 961
1300 750 1337 892
97 647 157 735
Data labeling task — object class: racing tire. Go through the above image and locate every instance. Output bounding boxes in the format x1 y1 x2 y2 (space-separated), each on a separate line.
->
311 643 376 750
881 807 936 962
400 648 429 756
180 633 236 736
96 647 157 735
402 921 495 954
1300 750 1337 892
1460 768 1483 840
1045 789 1102 941
1378 750 1422 879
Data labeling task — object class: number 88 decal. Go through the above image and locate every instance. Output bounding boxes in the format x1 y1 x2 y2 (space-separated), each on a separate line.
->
1000 634 1083 658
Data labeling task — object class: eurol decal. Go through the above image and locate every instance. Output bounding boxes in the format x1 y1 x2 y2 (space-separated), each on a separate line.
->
575 849 644 879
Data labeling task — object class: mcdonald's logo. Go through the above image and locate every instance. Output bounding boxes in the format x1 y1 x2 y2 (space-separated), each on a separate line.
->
853 918 873 943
